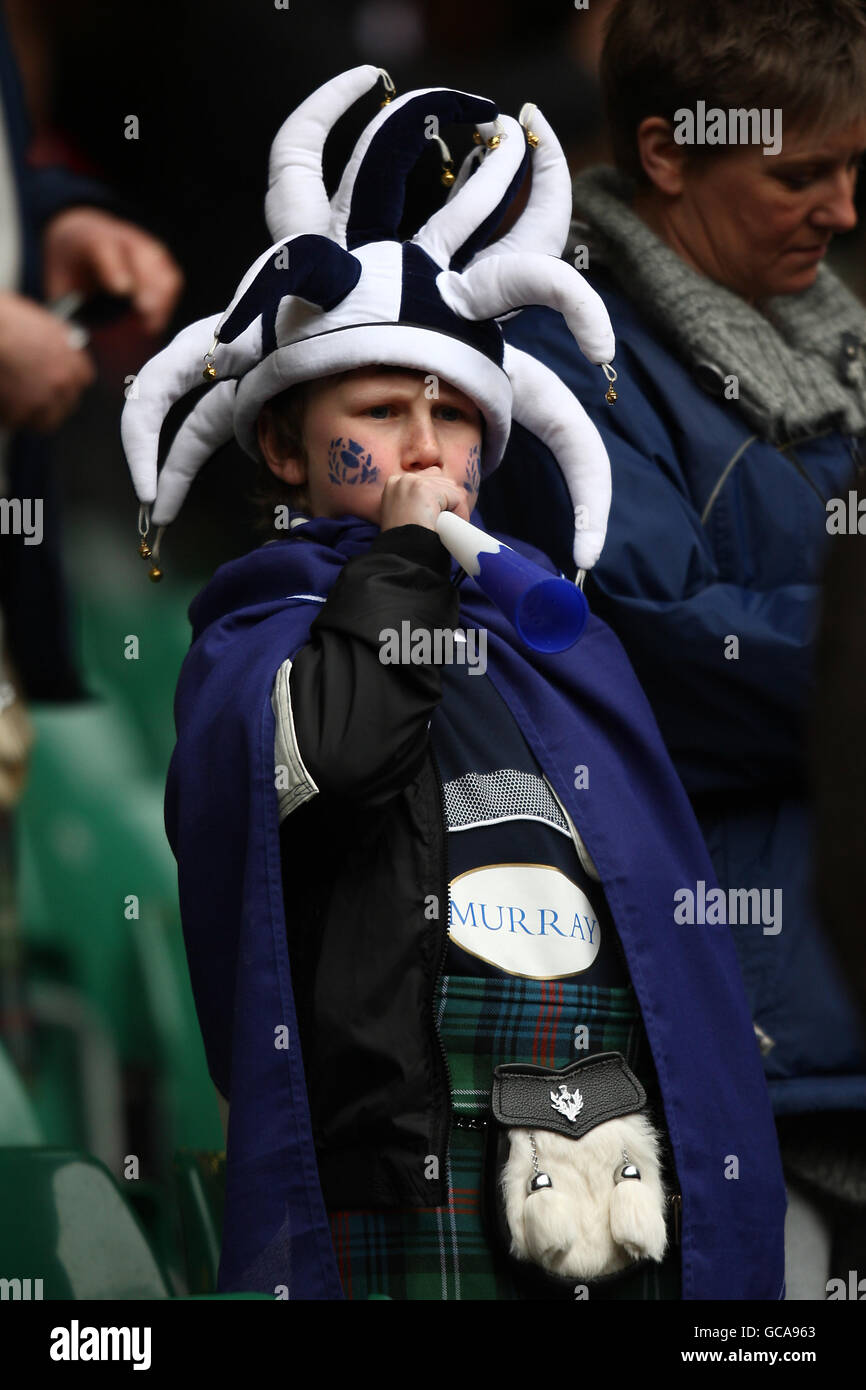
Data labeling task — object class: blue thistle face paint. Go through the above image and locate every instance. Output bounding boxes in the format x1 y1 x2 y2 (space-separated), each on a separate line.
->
327 436 380 486
463 442 481 497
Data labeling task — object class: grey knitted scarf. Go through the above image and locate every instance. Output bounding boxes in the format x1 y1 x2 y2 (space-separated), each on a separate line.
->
569 166 866 445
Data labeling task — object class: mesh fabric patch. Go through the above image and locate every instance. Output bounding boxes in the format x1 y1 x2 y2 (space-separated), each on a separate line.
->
442 769 570 835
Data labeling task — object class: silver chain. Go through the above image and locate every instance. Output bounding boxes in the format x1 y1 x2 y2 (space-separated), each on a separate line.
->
529 1132 540 1177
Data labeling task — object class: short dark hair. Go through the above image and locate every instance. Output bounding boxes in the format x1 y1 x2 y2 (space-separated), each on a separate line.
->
601 0 866 183
247 382 312 539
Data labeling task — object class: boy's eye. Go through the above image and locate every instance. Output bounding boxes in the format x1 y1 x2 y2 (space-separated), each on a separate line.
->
366 404 392 419
436 405 462 421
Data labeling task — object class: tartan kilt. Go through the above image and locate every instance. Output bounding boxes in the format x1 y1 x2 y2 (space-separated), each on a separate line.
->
328 974 682 1300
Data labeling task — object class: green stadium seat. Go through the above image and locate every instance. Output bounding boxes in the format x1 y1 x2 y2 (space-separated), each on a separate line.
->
72 576 201 774
0 1146 270 1299
0 1147 172 1299
172 1149 226 1295
0 1040 43 1144
16 703 222 1155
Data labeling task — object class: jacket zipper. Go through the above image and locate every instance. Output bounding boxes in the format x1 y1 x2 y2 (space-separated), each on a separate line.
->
430 748 455 1196
701 427 837 526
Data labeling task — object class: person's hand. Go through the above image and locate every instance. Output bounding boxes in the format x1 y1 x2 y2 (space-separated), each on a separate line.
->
0 290 95 431
501 1113 669 1280
379 466 472 533
42 207 183 335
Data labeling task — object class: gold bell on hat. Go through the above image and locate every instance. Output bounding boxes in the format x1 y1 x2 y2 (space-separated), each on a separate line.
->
138 507 153 562
519 104 540 151
378 67 396 108
602 362 618 404
433 134 455 188
138 510 164 581
202 335 219 382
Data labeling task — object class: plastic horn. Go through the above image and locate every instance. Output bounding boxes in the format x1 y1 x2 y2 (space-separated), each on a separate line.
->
436 512 588 653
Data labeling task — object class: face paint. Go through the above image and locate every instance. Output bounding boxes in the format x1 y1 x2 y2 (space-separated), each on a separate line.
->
463 442 481 496
327 436 380 486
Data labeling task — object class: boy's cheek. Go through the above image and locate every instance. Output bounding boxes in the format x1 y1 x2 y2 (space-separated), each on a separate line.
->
461 441 481 502
325 435 382 488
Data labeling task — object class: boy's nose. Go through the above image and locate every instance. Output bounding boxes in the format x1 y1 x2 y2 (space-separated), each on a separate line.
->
402 417 442 470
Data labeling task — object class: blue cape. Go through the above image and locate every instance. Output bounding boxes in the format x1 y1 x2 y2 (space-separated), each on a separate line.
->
166 513 786 1299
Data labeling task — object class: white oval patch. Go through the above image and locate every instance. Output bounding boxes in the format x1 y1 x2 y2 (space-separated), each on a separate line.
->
448 862 601 980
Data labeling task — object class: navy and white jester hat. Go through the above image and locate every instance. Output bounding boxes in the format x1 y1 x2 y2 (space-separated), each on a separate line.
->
122 65 616 574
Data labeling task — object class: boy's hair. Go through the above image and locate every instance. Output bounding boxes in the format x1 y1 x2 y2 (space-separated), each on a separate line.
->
248 382 312 538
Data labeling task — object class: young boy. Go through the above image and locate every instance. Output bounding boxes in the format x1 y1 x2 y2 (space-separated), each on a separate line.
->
122 66 787 1300
257 362 676 1301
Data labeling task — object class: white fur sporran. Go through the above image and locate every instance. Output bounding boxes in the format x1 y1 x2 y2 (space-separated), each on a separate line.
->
501 1113 669 1280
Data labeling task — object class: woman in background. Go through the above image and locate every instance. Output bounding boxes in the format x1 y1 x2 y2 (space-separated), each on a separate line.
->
482 0 866 1299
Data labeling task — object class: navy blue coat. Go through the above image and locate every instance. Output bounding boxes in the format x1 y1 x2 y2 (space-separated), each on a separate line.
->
168 515 787 1298
482 275 866 1116
0 5 113 700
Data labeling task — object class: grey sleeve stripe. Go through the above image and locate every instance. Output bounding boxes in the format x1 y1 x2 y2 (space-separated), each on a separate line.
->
543 775 601 884
271 657 319 824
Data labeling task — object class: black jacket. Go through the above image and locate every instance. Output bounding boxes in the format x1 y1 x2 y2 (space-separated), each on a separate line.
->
172 513 790 1296
278 523 460 1208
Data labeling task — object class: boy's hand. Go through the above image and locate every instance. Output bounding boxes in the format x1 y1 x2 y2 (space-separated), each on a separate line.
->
379 467 472 533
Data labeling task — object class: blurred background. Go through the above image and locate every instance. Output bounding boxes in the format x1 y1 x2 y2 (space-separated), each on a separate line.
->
1 0 864 1299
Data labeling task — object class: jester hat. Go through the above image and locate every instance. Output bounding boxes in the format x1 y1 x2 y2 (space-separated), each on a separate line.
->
121 65 616 574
